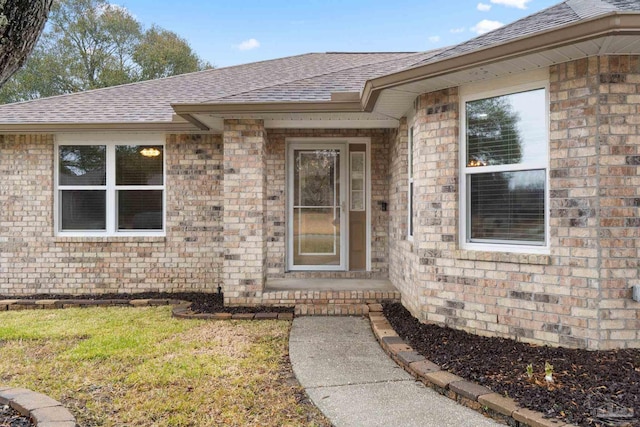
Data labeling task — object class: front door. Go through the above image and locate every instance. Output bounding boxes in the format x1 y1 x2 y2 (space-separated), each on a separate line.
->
288 143 347 270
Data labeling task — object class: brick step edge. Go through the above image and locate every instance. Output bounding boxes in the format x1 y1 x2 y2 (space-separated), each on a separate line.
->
0 299 294 321
0 386 77 427
366 304 578 427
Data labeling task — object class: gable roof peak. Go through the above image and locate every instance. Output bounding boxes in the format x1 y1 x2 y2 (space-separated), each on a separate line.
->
566 0 619 19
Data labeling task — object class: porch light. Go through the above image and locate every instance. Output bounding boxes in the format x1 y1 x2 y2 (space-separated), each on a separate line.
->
140 147 161 157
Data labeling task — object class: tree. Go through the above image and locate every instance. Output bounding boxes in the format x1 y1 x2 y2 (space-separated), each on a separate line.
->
133 25 206 81
0 0 53 87
0 0 211 103
466 96 522 167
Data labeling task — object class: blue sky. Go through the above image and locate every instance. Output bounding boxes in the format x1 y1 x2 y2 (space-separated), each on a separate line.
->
120 0 560 68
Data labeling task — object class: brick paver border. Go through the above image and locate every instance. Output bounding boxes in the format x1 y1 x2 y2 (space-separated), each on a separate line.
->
367 304 578 427
0 298 293 320
0 386 76 427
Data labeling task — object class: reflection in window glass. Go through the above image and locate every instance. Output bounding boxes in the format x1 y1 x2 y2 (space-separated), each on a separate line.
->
466 89 546 167
60 190 106 230
116 145 164 186
118 190 163 230
59 145 106 185
470 170 545 243
294 150 337 207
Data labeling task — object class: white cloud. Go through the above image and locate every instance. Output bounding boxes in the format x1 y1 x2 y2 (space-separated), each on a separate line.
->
236 38 260 51
450 27 465 33
428 35 440 43
471 19 504 34
477 2 492 11
490 0 531 9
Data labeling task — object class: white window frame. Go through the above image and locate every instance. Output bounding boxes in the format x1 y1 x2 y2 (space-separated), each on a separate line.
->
408 126 414 241
459 77 550 254
55 133 166 237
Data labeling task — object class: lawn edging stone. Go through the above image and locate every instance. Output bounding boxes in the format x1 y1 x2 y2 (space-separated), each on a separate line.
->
0 386 76 427
0 298 293 321
366 303 579 427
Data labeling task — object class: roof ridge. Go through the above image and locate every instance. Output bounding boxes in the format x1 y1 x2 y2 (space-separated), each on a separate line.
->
413 1 577 67
200 52 427 103
567 0 618 18
0 52 321 107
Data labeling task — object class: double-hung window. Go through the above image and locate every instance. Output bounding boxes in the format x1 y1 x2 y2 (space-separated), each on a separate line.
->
56 134 165 236
461 81 549 252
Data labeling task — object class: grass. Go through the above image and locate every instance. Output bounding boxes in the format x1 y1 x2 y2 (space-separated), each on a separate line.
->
0 307 330 426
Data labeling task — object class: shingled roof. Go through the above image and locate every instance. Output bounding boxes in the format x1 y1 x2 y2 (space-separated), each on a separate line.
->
411 0 638 69
0 0 638 129
0 52 429 125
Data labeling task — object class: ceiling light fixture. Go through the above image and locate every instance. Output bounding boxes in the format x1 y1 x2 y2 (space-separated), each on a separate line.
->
140 147 161 157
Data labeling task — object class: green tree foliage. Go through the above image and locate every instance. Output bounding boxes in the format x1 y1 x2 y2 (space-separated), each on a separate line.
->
466 96 522 167
0 0 211 103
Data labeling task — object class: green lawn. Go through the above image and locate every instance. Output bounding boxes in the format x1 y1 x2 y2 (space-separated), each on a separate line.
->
0 307 329 426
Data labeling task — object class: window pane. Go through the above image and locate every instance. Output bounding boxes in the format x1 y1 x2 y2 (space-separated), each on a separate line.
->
60 190 106 230
116 145 164 186
118 190 163 230
470 170 545 243
294 150 338 207
466 89 546 167
409 181 414 236
59 145 106 185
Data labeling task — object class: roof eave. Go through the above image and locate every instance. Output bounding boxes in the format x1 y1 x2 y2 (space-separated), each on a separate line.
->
362 12 640 111
171 100 365 116
0 122 203 133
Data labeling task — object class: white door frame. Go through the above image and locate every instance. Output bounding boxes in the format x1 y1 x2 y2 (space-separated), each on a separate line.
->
286 138 371 272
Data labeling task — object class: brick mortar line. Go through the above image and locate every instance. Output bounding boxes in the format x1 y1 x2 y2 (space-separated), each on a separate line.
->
367 304 578 427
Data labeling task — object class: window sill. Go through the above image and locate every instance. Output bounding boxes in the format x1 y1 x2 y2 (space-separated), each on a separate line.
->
455 250 550 265
54 236 167 243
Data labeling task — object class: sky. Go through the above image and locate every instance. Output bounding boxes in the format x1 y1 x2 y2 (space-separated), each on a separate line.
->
118 0 561 68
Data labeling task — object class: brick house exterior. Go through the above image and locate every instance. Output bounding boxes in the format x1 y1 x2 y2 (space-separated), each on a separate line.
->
1 0 639 349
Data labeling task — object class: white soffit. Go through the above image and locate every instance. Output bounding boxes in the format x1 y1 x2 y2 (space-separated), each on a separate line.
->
373 35 640 119
192 112 399 132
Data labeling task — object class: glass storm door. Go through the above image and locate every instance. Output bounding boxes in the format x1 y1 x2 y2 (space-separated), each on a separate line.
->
288 144 346 270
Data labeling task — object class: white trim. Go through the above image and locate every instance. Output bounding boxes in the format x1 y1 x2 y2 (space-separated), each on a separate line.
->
287 142 347 271
459 77 550 254
365 140 372 271
285 137 372 272
407 125 414 241
55 133 166 237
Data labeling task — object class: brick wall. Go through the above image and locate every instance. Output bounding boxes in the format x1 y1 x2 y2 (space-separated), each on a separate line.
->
222 119 268 304
388 118 420 315
0 133 224 295
593 56 640 348
388 56 640 350
265 129 391 279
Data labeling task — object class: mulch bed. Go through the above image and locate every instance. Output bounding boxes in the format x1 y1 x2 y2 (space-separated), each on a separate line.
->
0 292 294 314
0 404 31 427
383 302 640 427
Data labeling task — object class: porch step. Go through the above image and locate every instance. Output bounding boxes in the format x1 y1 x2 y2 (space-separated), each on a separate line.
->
294 303 370 316
261 278 400 315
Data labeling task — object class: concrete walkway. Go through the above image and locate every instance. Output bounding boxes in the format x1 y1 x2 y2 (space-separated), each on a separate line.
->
289 317 502 427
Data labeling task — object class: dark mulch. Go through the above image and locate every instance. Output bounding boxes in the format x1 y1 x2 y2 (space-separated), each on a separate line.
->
0 404 32 427
0 292 294 314
383 302 640 427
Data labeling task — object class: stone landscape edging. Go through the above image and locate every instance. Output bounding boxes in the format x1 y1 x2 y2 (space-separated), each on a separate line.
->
0 386 76 427
366 303 579 427
0 298 293 320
